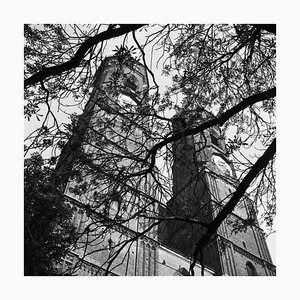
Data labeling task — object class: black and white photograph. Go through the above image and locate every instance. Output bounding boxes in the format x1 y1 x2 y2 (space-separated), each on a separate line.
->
24 23 276 277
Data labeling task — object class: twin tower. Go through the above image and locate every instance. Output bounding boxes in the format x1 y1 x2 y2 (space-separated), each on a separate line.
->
57 55 275 276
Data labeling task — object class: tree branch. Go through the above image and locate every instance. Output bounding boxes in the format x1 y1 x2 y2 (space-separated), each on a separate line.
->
190 138 276 275
143 87 276 170
25 24 146 87
250 24 276 35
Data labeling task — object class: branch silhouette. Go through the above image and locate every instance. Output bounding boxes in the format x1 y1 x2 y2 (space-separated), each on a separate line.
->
143 87 276 170
190 138 276 275
24 24 146 87
251 24 276 34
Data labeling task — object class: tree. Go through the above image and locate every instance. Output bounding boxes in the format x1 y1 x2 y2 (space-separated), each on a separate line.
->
24 24 276 275
24 153 75 275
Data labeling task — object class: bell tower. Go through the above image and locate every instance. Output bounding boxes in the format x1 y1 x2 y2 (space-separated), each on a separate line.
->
159 110 276 276
57 55 160 276
57 56 216 276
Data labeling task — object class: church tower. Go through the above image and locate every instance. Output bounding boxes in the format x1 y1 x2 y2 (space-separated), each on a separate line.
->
56 55 274 276
159 110 276 276
56 55 159 276
56 56 214 276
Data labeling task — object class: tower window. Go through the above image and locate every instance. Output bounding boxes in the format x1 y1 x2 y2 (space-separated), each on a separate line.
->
211 134 220 148
124 75 138 92
242 241 247 249
246 262 257 276
108 238 114 251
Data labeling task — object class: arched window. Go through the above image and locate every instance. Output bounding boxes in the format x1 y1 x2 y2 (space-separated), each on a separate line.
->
124 75 138 92
246 262 257 276
174 267 189 276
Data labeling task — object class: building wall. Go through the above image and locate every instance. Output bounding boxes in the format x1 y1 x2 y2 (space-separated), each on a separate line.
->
158 246 214 276
167 111 275 276
57 57 275 276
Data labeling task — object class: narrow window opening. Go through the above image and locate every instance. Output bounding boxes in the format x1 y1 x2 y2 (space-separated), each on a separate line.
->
211 134 219 147
242 241 247 249
246 262 257 276
108 238 115 253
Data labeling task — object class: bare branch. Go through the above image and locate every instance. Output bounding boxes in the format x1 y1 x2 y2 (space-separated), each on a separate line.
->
25 24 146 87
143 87 276 170
250 24 276 34
190 138 276 275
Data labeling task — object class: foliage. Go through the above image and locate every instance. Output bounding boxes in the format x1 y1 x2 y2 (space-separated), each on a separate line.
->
24 24 276 275
24 153 75 275
161 24 276 228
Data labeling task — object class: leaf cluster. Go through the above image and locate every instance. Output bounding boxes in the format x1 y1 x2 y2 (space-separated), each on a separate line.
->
24 153 76 275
